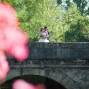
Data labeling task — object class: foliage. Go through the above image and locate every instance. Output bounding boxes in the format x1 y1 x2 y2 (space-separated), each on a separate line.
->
73 0 87 15
57 0 89 15
60 3 89 42
27 0 62 42
0 0 89 42
65 17 89 42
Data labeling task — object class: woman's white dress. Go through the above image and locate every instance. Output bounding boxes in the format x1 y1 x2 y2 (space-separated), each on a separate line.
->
39 32 49 42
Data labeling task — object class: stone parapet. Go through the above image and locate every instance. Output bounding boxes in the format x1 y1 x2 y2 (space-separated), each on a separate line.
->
28 42 89 60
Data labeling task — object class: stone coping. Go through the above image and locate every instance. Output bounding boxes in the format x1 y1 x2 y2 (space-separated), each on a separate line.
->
28 42 89 48
8 42 89 62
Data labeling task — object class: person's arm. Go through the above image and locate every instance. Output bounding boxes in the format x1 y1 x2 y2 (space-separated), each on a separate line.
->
46 32 49 37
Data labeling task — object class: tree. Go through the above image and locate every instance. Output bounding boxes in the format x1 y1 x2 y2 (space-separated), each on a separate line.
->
57 0 62 4
57 0 88 15
73 0 88 15
62 3 89 42
1 0 89 42
22 0 62 42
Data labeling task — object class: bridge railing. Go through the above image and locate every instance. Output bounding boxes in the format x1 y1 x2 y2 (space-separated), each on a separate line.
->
28 42 89 60
8 42 89 67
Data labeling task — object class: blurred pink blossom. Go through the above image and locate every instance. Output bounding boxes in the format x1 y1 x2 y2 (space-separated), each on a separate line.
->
0 2 18 30
36 84 46 89
0 51 9 81
12 79 36 89
4 28 29 61
0 2 29 61
0 2 29 81
12 79 45 89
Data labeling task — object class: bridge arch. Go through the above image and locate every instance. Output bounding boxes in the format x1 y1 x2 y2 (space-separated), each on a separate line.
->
5 42 89 89
6 68 80 89
2 75 66 89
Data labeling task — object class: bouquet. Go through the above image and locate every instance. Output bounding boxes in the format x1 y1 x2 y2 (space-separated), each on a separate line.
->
40 33 44 37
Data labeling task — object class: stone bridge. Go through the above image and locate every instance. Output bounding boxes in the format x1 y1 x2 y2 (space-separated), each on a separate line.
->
5 42 89 89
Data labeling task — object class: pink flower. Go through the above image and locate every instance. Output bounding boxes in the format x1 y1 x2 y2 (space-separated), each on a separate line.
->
36 84 46 89
0 2 18 30
12 79 36 89
0 2 29 81
12 80 46 89
0 51 9 81
0 2 29 61
4 28 29 61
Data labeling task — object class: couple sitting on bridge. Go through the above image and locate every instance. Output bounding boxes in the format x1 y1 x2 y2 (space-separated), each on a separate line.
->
39 27 50 42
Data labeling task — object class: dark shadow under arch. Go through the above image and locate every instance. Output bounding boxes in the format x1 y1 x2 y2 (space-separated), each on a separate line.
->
2 75 66 89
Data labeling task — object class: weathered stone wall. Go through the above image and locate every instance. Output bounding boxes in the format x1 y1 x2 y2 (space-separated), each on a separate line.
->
28 42 89 60
6 42 89 89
